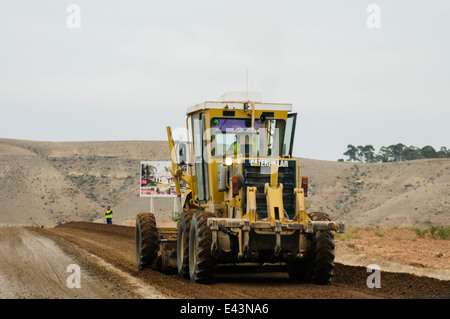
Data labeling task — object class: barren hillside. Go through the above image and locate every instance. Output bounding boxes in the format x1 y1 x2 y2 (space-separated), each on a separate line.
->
301 158 450 227
0 138 449 227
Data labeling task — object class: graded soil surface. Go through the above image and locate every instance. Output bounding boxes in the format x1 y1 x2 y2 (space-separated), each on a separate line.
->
0 227 142 298
1 222 446 299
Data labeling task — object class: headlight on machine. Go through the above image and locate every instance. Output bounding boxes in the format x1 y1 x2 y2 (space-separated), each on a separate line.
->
225 157 233 166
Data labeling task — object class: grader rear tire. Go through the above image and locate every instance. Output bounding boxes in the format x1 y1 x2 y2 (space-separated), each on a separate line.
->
188 211 217 284
177 210 194 278
135 212 159 270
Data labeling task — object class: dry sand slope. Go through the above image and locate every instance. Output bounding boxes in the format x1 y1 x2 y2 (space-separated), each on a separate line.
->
1 138 449 228
0 142 103 227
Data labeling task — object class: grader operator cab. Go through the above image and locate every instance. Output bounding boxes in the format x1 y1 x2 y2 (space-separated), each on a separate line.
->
135 91 345 284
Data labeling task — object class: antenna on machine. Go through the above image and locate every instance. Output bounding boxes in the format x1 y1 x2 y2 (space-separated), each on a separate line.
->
246 68 249 100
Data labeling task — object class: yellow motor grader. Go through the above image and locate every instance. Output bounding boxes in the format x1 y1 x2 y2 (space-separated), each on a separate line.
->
135 92 345 284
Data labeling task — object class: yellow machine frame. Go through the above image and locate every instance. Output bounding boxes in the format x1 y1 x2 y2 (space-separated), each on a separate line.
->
167 99 344 262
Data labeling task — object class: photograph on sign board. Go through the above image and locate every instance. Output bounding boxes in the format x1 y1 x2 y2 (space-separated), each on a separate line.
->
140 161 184 197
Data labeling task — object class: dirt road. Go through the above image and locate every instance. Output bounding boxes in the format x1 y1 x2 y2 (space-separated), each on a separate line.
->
0 226 164 299
0 222 449 299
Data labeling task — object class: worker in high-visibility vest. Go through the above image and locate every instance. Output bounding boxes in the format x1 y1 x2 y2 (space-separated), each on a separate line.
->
105 206 113 224
233 136 258 156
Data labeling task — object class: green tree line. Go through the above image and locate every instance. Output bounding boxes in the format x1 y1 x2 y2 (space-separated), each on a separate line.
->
340 143 450 163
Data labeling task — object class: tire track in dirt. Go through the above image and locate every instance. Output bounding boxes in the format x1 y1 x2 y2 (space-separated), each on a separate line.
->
0 227 139 298
42 222 450 299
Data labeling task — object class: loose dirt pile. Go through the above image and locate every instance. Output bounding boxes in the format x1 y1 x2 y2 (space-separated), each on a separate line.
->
41 222 450 299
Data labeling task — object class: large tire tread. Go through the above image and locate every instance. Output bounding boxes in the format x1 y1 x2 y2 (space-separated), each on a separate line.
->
288 211 335 285
136 212 159 270
189 211 216 284
177 210 194 278
309 212 335 285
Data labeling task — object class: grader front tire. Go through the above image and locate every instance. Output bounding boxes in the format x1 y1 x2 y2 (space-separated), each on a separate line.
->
311 230 335 285
309 212 335 285
288 212 335 285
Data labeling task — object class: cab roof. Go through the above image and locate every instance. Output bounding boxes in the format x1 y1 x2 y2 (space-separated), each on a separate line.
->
187 91 292 115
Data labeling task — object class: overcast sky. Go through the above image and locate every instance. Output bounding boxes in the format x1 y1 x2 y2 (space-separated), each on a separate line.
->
0 0 449 161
